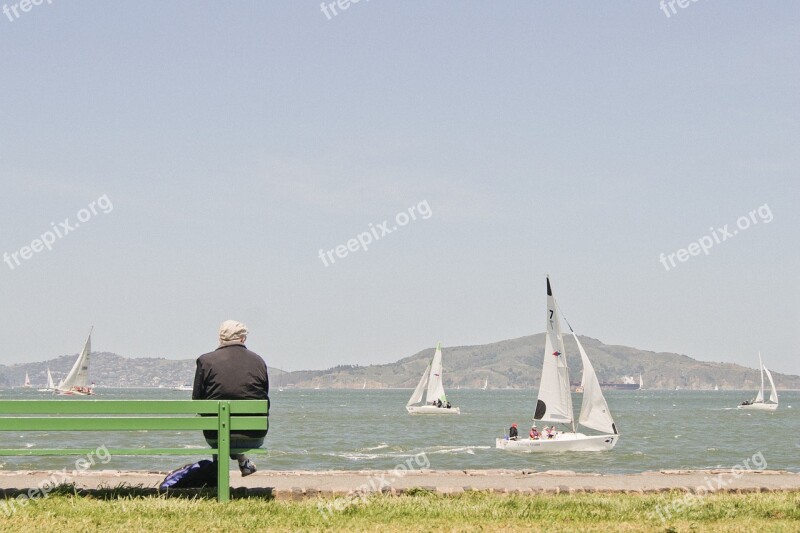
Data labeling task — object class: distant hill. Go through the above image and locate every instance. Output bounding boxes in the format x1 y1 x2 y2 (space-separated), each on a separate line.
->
2 334 796 391
286 334 800 391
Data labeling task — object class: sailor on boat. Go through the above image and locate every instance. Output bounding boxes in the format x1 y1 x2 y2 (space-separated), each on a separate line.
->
508 423 519 440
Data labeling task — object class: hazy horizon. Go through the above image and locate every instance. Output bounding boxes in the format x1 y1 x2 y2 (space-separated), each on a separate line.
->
1 3 797 374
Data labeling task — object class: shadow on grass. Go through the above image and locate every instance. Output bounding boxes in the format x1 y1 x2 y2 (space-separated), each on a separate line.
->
0 482 276 501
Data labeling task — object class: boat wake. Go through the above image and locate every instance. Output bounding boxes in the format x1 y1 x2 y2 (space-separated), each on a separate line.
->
427 445 491 455
361 443 390 451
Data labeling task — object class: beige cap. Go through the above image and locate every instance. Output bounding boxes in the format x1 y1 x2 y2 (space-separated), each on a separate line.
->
219 320 248 346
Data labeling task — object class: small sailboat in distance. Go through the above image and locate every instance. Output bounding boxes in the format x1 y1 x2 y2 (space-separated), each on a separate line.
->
496 276 619 452
37 369 55 392
738 353 778 411
22 372 32 388
406 343 460 414
482 378 488 391
55 328 95 396
362 379 367 390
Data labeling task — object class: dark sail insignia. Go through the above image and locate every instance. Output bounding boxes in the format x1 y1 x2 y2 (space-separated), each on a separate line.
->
534 399 547 420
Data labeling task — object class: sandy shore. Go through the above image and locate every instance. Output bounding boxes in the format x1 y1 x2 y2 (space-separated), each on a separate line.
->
1 469 798 498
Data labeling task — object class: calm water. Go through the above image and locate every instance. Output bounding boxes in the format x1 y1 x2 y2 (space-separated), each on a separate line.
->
0 388 797 473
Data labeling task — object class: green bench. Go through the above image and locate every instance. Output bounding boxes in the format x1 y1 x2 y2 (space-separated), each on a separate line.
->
0 399 269 502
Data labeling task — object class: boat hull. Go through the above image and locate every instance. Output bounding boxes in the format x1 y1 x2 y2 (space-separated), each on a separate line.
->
495 432 619 452
406 405 460 415
55 389 94 396
737 403 777 411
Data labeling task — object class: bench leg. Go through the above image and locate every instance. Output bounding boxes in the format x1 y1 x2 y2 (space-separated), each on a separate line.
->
217 402 231 502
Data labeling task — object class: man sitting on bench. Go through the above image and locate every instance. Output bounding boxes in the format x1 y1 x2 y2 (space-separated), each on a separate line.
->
193 320 269 476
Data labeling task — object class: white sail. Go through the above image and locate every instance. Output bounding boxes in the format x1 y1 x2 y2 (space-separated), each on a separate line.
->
754 352 765 403
574 332 617 434
425 343 447 404
639 374 643 389
533 277 573 426
46 369 54 389
23 373 31 387
407 363 430 406
482 378 488 391
763 366 778 405
58 328 92 391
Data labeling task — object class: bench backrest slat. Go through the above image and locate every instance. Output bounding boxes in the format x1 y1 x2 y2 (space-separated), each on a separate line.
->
0 417 268 431
0 400 268 415
1 417 216 431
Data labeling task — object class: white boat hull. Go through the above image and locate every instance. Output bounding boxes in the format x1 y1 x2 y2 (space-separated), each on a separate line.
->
55 389 94 396
495 432 619 452
406 405 460 415
737 402 777 411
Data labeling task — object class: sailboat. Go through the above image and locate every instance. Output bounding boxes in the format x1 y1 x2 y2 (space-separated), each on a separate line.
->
37 369 55 392
738 353 778 411
362 379 367 390
406 343 460 414
496 276 619 452
55 328 95 396
482 378 488 391
22 372 32 388
639 374 644 390
714 385 719 391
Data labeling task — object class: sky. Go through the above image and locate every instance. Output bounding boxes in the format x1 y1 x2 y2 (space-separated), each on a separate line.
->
0 1 798 375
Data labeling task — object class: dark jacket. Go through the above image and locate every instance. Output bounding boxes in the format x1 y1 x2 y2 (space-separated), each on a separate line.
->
509 426 518 439
192 344 269 440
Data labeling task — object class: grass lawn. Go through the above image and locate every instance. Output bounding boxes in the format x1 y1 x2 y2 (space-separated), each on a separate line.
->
1 489 798 532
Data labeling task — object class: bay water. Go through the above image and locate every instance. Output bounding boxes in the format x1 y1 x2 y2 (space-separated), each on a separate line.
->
0 388 796 473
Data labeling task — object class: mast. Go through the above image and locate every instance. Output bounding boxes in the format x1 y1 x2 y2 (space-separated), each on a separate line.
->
564 334 575 434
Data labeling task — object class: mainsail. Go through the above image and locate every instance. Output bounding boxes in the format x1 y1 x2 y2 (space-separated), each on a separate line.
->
58 328 92 391
46 368 54 390
755 352 765 403
533 277 573 425
425 343 447 404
